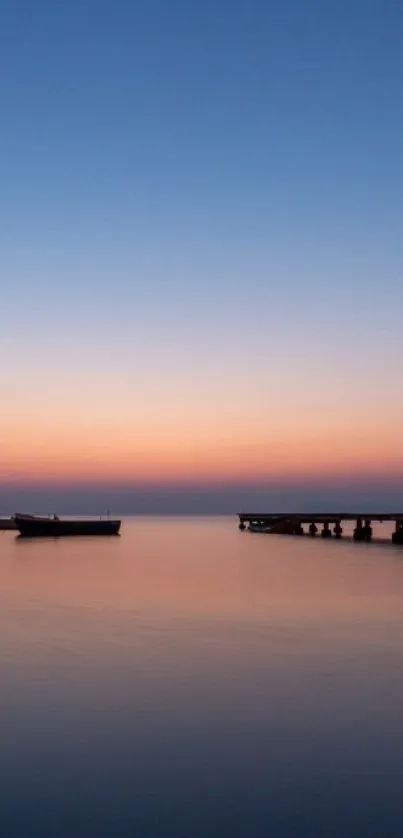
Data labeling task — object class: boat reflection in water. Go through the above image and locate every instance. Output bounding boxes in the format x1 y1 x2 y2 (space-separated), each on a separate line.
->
13 513 121 538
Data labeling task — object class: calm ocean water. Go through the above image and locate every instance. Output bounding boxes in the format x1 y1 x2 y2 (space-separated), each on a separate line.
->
1 516 403 837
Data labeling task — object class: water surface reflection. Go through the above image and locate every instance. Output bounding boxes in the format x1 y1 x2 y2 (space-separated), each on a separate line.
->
1 518 403 836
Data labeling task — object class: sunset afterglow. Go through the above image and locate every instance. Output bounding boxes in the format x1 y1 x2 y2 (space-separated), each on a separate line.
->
1 0 402 509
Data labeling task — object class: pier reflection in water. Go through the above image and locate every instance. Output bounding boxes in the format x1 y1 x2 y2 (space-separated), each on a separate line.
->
1 517 403 837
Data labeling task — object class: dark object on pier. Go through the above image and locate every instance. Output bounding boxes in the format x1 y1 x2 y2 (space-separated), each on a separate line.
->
13 514 121 538
308 522 318 537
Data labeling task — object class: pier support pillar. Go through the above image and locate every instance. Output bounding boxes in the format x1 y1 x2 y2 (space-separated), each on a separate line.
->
334 521 343 539
392 522 403 544
321 521 332 538
354 519 365 541
363 519 373 542
308 523 317 537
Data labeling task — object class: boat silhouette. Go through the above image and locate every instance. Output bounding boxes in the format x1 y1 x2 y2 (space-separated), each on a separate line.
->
13 513 121 538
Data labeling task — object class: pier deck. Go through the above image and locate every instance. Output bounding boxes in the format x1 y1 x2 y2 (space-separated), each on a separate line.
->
239 512 403 524
237 512 403 543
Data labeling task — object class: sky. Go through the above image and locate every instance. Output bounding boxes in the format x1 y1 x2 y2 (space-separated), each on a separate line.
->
1 0 403 511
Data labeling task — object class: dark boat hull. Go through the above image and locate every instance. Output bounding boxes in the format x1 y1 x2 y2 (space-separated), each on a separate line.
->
14 516 121 538
0 518 17 530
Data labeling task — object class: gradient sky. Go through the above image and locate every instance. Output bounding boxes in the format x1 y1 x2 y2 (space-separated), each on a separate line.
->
1 0 403 509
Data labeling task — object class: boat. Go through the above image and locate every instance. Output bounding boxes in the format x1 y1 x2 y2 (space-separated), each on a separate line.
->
13 513 121 538
248 517 302 535
0 517 17 530
248 523 271 533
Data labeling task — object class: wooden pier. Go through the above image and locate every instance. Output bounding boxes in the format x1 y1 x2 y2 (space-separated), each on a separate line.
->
237 513 403 544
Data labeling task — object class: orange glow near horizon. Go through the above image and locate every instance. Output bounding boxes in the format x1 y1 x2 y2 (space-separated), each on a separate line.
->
2 405 403 485
2 347 403 487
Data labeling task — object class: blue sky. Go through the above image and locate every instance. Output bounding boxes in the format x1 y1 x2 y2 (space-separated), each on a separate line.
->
1 0 403 510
